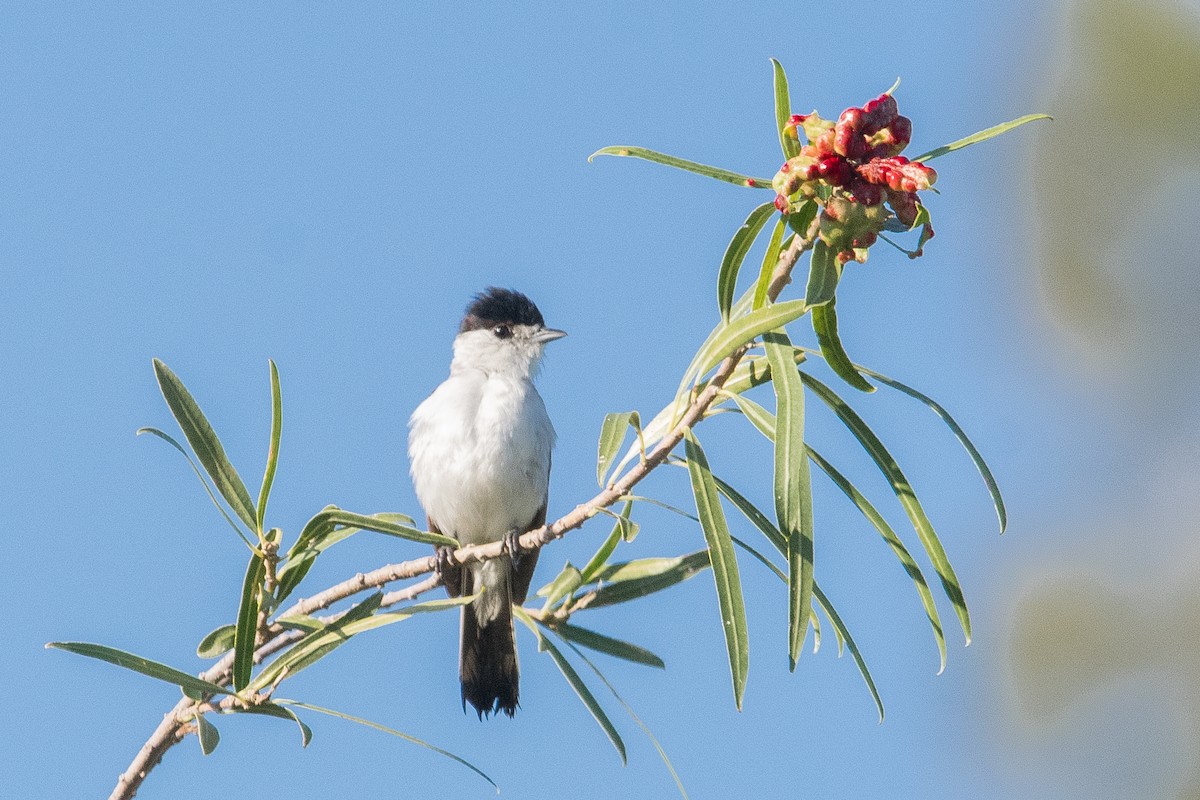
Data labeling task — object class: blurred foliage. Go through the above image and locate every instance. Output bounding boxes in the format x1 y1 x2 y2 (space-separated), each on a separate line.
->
1032 0 1200 384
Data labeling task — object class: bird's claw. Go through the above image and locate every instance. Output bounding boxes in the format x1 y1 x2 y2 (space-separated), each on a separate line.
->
503 528 524 565
435 545 463 597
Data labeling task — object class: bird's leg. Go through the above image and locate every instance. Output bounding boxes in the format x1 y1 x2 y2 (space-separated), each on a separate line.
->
435 546 463 598
502 528 525 571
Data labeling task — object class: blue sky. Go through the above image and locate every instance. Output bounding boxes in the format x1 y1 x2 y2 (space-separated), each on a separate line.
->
6 2 1195 799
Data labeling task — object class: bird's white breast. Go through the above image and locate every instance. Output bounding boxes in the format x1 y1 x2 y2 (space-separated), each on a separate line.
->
408 369 554 546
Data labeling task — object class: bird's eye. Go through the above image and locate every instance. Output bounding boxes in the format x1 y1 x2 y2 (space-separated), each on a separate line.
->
493 325 512 339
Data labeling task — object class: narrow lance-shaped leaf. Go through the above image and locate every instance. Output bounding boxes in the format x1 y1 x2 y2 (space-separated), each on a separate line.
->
718 201 777 321
296 508 457 550
813 583 884 722
540 619 666 669
580 500 633 583
45 641 234 697
195 713 220 755
808 444 946 673
237 702 313 747
136 427 253 548
597 412 641 486
687 463 884 719
513 607 627 764
197 624 236 658
771 58 800 159
281 701 498 790
752 217 788 311
718 394 947 672
275 509 420 603
679 298 810 396
764 331 814 669
802 373 971 644
584 551 711 609
683 430 749 709
588 146 773 189
152 359 257 531
855 364 1006 532
539 563 584 612
233 551 265 691
251 592 384 690
551 633 689 800
256 359 282 535
811 300 875 392
913 113 1052 163
804 238 841 308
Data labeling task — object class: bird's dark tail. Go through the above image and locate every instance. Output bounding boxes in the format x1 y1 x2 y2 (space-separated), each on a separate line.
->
460 597 520 718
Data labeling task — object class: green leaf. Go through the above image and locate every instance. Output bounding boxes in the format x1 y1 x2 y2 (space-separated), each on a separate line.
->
764 332 814 670
136 428 254 548
197 624 236 659
196 713 220 755
297 508 455 550
513 607 627 764
682 430 749 710
588 145 773 189
580 500 633 583
584 551 711 609
700 456 787 556
717 396 947 671
813 584 884 721
256 360 282 536
811 300 875 392
808 445 946 673
751 217 788 311
771 58 800 159
251 592 384 690
802 373 970 644
679 464 883 719
913 113 1052 163
46 641 234 697
539 619 665 669
551 635 689 800
597 411 641 486
857 366 1006 533
152 359 257 532
237 702 313 747
233 551 265 691
718 201 777 321
538 563 584 611
787 199 819 239
282 701 498 790
276 509 450 604
804 238 841 307
682 298 809 393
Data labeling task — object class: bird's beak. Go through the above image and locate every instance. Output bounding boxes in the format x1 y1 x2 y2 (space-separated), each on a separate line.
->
535 327 567 344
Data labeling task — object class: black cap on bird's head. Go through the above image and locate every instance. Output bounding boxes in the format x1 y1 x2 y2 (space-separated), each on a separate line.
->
459 287 545 333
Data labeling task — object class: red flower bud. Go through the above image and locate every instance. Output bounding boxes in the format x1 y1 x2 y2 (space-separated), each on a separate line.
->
888 116 912 149
813 129 836 157
836 250 854 265
862 93 898 134
774 194 791 212
852 231 878 248
847 178 882 206
887 189 920 227
817 155 853 186
857 156 937 192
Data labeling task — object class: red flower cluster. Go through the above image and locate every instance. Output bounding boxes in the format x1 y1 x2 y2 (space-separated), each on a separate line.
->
773 92 937 263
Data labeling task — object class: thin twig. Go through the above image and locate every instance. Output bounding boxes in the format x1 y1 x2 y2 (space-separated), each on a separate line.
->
108 228 813 800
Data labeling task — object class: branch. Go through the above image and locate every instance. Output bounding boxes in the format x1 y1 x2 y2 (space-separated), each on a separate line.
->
109 227 814 800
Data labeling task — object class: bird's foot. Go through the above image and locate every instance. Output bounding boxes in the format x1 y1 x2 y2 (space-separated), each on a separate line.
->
435 545 463 597
503 528 525 567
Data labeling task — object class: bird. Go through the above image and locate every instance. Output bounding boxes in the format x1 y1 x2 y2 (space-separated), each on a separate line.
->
407 287 565 718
